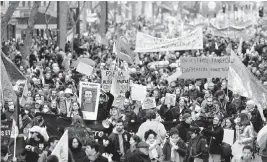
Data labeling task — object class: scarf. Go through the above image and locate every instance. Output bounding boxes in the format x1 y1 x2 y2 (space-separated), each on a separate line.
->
170 139 184 162
146 140 158 160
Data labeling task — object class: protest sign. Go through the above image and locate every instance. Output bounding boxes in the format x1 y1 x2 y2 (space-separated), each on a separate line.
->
76 61 94 76
79 82 100 120
165 93 176 106
142 97 156 109
223 129 235 146
52 130 68 162
167 68 182 83
1 120 12 146
135 27 203 52
180 56 232 79
131 84 147 102
112 94 125 109
101 70 115 91
116 71 130 94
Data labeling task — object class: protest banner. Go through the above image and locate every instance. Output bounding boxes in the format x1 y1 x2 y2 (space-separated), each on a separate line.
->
76 61 94 76
1 120 12 146
101 70 115 91
180 56 232 79
112 94 125 109
223 129 235 146
131 84 147 102
116 71 130 94
142 97 156 109
135 27 203 52
165 93 176 106
52 130 68 162
79 82 100 120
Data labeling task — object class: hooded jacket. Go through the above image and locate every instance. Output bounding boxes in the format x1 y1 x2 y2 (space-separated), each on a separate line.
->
69 137 87 162
108 128 131 162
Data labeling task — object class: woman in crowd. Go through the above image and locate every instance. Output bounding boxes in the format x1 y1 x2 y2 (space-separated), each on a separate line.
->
69 137 87 162
125 135 142 161
69 101 83 118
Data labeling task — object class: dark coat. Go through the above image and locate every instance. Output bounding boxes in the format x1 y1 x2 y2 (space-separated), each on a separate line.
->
128 150 151 162
97 92 114 121
108 129 131 162
162 139 187 161
202 125 224 155
250 107 263 133
185 135 208 160
175 121 191 143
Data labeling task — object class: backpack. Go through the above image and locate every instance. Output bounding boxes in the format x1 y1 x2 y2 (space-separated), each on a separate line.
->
221 142 232 157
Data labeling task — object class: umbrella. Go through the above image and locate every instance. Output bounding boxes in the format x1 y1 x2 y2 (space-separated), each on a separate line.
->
257 124 267 148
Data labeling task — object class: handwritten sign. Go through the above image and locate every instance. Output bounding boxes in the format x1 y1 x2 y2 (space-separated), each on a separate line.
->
135 27 203 52
116 71 130 94
223 129 235 146
142 97 156 109
101 70 115 91
131 84 147 102
180 56 233 78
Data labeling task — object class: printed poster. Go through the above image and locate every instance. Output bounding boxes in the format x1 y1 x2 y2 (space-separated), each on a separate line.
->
101 70 115 92
79 82 100 120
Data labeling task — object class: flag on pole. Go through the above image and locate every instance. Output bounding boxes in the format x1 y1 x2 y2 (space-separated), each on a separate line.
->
20 81 28 107
51 130 68 162
237 37 243 54
10 119 19 139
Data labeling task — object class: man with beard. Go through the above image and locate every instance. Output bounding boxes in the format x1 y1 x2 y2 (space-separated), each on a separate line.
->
82 90 95 112
200 115 224 162
97 90 114 121
83 141 108 162
108 119 131 162
119 98 137 124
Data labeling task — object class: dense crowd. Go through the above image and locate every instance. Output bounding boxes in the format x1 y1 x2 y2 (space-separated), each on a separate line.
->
1 16 267 162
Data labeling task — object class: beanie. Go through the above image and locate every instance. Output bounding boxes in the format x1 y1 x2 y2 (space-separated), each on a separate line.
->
169 127 179 137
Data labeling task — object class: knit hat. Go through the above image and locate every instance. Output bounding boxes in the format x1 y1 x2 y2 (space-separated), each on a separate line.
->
181 113 191 121
137 142 150 148
169 128 179 136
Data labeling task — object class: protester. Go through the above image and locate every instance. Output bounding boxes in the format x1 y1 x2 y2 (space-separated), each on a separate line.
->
175 113 193 143
128 142 151 162
125 135 142 161
38 136 59 162
69 137 87 162
83 141 108 162
46 155 59 162
231 145 257 162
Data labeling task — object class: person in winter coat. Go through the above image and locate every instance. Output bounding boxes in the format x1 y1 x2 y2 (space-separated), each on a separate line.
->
200 115 224 162
108 119 131 162
136 110 166 142
175 113 193 143
185 127 208 162
125 135 142 162
128 142 151 162
38 136 59 162
163 127 187 162
144 129 164 162
69 137 87 162
83 141 108 162
97 91 114 121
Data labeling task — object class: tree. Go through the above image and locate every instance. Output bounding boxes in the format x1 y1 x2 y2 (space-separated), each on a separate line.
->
1 1 20 42
22 1 41 60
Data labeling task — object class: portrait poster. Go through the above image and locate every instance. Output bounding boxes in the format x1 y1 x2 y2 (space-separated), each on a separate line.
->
164 93 176 106
79 82 100 120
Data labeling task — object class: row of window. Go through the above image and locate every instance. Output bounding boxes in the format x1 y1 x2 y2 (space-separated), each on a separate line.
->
1 1 49 7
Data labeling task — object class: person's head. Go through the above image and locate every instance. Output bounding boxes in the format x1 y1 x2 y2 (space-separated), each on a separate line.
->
179 98 186 107
130 135 141 147
213 115 222 126
123 98 131 108
204 90 211 99
69 137 82 150
35 100 42 109
224 117 234 128
42 102 51 113
137 142 150 155
246 100 255 111
99 94 105 104
169 128 180 143
144 129 157 144
115 119 124 132
208 82 214 90
85 141 100 156
181 113 192 124
206 97 213 106
190 127 200 139
146 110 156 120
153 89 160 99
48 136 59 149
216 90 225 100
242 145 253 160
1 145 9 162
50 100 57 109
72 101 80 111
47 155 59 162
51 89 57 97
84 90 93 102
64 88 73 98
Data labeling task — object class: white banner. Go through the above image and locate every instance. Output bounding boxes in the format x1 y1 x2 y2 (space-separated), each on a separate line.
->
135 27 203 52
51 130 68 162
79 82 100 120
